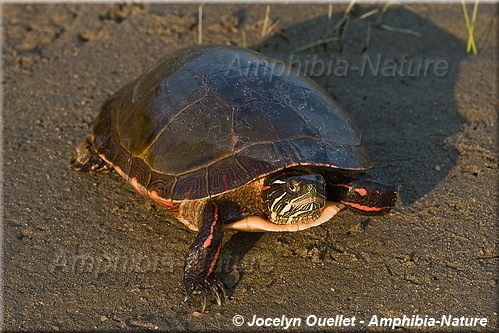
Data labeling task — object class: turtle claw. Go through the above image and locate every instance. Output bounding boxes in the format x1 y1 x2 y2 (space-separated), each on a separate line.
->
70 135 109 173
184 277 226 312
211 285 222 306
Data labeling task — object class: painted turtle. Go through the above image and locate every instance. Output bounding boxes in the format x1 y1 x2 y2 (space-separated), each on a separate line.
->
71 45 397 311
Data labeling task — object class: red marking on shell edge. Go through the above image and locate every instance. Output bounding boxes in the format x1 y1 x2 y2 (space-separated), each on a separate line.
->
131 177 140 191
205 168 210 196
149 190 174 207
342 201 385 212
222 174 229 191
184 186 194 201
354 188 368 196
114 165 122 173
150 190 160 200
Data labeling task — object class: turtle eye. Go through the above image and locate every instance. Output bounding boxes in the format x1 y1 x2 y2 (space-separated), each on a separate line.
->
288 180 300 193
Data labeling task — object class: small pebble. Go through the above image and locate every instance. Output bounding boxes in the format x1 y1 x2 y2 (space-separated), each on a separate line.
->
223 269 240 289
192 311 204 318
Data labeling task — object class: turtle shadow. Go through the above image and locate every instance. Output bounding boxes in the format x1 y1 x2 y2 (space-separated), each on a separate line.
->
252 5 467 206
217 232 264 296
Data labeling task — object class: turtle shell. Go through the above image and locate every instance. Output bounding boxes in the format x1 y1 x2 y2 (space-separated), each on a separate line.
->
92 45 372 202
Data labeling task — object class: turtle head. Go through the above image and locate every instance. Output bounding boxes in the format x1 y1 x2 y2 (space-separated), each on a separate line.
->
266 173 326 225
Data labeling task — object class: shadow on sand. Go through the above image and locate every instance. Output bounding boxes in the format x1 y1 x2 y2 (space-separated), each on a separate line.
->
221 4 467 287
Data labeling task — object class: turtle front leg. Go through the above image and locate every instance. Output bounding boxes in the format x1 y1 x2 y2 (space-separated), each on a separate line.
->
70 135 109 172
184 201 228 312
327 177 397 215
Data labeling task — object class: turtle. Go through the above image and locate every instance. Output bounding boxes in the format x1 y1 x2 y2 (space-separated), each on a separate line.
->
71 45 397 312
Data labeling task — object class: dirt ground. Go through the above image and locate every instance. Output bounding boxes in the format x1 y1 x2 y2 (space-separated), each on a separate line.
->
2 3 497 332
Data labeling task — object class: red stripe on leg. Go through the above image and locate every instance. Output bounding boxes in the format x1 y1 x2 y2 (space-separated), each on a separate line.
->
203 203 219 248
206 244 221 280
342 201 387 212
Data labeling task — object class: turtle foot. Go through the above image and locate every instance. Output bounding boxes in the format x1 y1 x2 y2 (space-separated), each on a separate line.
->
184 276 227 312
70 135 109 172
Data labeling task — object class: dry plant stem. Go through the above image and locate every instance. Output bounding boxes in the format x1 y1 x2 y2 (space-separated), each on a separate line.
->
198 4 203 45
327 4 333 31
241 30 247 48
461 0 479 54
261 5 271 37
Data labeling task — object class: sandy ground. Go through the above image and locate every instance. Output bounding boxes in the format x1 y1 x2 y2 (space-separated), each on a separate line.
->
2 3 497 332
